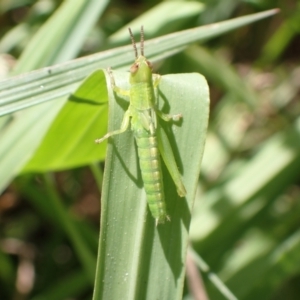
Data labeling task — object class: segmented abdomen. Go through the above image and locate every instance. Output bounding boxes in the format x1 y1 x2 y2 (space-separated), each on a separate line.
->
135 135 167 224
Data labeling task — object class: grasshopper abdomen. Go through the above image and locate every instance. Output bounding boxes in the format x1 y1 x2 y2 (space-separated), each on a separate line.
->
135 133 167 224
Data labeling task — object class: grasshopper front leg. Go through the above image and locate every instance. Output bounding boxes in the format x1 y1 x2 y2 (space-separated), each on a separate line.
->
95 110 131 144
107 67 130 97
95 69 132 144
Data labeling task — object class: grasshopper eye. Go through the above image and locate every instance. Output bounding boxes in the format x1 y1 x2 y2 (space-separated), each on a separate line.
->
146 60 153 70
130 63 139 73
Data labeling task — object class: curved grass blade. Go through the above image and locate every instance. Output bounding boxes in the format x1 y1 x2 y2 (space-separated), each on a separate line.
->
0 9 278 116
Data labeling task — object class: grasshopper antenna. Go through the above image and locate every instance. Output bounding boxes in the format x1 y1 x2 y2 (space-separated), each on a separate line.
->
128 28 138 59
140 26 144 56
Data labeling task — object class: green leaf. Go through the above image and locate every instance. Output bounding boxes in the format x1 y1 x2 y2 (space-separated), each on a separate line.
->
0 0 107 193
0 9 278 116
23 70 109 172
92 71 209 299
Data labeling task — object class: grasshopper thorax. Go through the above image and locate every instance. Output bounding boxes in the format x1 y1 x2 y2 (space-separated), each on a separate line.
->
128 27 153 84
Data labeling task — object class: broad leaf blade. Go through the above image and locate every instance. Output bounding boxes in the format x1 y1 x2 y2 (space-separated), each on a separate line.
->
93 72 209 299
23 70 109 172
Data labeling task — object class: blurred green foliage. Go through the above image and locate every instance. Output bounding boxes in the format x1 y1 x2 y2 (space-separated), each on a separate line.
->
0 0 299 299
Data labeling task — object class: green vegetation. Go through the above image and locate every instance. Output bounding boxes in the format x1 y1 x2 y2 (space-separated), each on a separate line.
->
0 1 298 299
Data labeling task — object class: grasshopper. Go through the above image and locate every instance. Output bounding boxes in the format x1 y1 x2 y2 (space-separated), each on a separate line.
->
95 26 186 224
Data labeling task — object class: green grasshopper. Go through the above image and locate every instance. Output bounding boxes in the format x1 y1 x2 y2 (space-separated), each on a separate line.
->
95 26 186 225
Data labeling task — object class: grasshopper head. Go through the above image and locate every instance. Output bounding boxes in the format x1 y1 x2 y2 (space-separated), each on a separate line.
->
130 55 153 84
128 27 153 84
